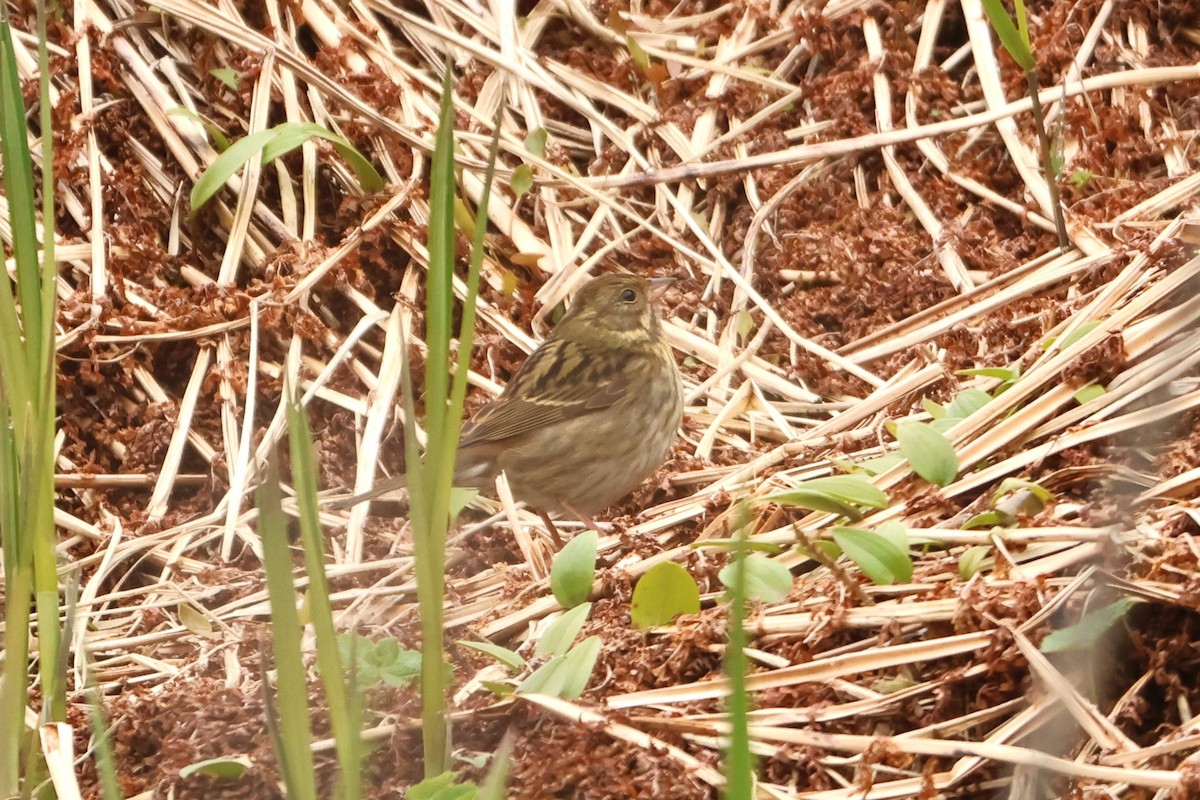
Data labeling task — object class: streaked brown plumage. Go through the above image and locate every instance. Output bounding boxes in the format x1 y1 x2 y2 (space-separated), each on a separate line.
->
341 272 683 532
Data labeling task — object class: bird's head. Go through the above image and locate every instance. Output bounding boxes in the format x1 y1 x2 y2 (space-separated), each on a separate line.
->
553 273 669 347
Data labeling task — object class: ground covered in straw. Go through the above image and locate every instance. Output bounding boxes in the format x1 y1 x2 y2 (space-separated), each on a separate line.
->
14 0 1200 797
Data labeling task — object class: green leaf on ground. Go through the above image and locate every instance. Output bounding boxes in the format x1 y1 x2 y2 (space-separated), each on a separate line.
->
458 640 525 671
511 164 533 197
718 553 792 603
896 421 958 487
517 636 601 699
958 545 991 579
180 756 252 780
1041 598 1139 653
766 475 889 519
536 602 592 657
406 771 477 800
523 128 547 158
550 531 598 608
631 562 700 628
832 527 912 585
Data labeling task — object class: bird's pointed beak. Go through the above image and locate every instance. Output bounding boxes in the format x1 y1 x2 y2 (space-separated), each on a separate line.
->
648 277 675 298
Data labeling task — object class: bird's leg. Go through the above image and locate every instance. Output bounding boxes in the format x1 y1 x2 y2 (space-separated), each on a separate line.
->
536 509 565 548
564 503 607 536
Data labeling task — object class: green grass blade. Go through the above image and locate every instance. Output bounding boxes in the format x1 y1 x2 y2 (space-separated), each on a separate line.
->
0 6 64 794
446 114 502 441
83 673 124 800
257 456 318 800
980 0 1035 71
722 506 755 800
422 67 457 461
35 0 55 361
286 397 362 800
477 734 514 800
1012 0 1030 47
0 9 33 405
410 63 460 778
188 128 279 212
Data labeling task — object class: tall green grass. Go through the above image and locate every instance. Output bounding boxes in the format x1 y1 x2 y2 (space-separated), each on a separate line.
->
253 64 501 795
0 3 63 795
405 66 498 777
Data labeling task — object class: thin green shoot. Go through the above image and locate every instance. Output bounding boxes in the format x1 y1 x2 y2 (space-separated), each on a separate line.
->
722 505 755 800
980 0 1068 248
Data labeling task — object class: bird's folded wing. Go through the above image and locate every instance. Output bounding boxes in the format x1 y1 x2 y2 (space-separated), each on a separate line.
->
459 339 628 446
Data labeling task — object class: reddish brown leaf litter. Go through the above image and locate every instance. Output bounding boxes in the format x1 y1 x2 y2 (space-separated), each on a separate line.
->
5 0 1200 796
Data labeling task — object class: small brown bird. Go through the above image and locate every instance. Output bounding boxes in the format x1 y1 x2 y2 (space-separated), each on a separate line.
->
342 272 683 537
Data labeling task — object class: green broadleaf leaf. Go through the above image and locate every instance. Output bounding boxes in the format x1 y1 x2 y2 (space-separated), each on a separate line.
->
718 553 792 603
510 164 533 197
406 772 477 800
812 540 841 561
1041 598 1139 653
630 562 700 629
523 128 547 158
800 476 889 508
896 421 958 487
930 417 962 435
557 636 602 699
458 640 525 671
874 520 908 552
536 602 591 657
832 527 912 585
946 388 991 419
958 545 991 579
994 478 1054 505
550 530 598 608
1074 384 1105 404
209 67 238 90
764 489 857 517
765 475 889 518
559 638 600 700
962 510 1010 530
921 396 946 419
517 636 601 699
449 487 479 518
378 648 421 687
337 634 421 687
180 756 252 780
515 655 567 696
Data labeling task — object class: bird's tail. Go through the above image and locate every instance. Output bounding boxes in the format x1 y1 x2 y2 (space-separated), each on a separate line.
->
327 474 408 511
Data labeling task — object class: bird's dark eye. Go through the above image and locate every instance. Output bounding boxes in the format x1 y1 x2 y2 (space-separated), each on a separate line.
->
620 288 637 302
